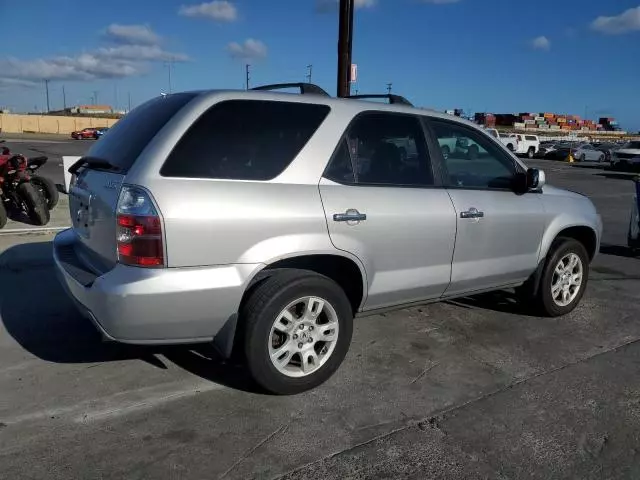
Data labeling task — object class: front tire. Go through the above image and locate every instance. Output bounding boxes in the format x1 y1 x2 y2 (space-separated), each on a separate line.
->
242 270 353 395
17 182 50 226
536 238 589 317
30 175 58 209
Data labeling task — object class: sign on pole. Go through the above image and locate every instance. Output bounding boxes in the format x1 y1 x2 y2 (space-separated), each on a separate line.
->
350 64 357 83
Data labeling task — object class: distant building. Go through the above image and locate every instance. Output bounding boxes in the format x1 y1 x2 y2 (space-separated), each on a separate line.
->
71 104 114 115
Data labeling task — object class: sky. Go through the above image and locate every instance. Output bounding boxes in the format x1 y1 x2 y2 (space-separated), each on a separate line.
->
1 0 640 130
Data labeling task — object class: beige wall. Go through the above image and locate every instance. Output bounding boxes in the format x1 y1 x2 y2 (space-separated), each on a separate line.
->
0 114 119 134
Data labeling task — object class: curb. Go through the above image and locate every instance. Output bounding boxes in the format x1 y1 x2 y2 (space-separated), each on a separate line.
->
0 226 68 236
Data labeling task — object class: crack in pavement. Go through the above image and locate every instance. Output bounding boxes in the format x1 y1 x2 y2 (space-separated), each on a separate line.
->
272 335 640 480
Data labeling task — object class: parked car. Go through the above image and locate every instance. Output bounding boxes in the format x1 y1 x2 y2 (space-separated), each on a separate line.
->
514 134 540 159
573 144 606 162
611 141 640 171
53 85 602 394
537 141 559 158
94 127 110 139
71 128 98 140
593 142 618 162
485 128 518 152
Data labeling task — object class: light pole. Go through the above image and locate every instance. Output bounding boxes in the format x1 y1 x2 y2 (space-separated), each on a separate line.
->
306 64 313 84
44 79 50 112
245 64 251 90
386 83 392 94
164 60 174 93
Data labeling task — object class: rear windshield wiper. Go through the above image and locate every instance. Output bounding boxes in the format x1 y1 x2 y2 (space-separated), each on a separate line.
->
68 156 121 174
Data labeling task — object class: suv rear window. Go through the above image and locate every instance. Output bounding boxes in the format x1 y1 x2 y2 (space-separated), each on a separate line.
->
84 93 197 173
525 135 537 141
160 100 330 180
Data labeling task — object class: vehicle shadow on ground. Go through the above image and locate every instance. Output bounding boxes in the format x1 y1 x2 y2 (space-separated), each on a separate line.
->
447 290 540 317
596 173 639 181
0 241 259 393
600 243 638 259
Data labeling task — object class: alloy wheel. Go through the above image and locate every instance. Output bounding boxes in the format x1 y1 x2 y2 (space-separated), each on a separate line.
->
268 296 339 378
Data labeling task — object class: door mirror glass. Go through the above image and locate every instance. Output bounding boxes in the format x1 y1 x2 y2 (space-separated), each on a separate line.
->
530 168 545 189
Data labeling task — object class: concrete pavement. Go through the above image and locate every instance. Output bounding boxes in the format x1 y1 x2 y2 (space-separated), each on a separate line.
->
0 149 639 479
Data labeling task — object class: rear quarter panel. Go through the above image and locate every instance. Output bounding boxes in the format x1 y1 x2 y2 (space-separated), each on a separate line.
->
124 92 363 269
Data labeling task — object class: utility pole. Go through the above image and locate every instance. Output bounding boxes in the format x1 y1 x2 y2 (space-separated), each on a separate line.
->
337 0 354 97
62 85 67 110
44 79 50 112
128 92 132 112
93 90 99 105
164 59 174 93
113 83 118 111
306 64 313 84
386 83 392 94
245 64 251 90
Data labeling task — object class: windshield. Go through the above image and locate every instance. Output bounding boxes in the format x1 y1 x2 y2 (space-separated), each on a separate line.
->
623 141 640 149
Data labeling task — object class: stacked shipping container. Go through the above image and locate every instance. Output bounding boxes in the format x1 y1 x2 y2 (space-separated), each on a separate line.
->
475 111 620 132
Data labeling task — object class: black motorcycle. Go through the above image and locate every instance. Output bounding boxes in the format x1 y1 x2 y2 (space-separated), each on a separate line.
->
0 153 50 229
26 156 59 210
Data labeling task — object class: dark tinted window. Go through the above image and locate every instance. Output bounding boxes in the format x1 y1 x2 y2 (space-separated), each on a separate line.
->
325 139 355 183
431 120 516 189
324 112 434 186
85 93 196 172
161 100 330 180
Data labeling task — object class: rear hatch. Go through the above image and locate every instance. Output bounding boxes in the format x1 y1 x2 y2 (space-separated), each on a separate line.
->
68 93 197 272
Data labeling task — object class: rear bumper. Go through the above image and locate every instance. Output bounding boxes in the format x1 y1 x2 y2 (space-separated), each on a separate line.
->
53 228 261 344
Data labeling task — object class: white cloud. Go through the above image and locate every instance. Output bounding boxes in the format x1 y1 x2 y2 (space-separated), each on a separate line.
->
179 1 238 21
591 6 640 35
0 77 38 89
530 35 551 51
316 0 376 13
227 38 267 60
104 24 161 45
1 27 188 83
2 55 145 81
96 45 188 62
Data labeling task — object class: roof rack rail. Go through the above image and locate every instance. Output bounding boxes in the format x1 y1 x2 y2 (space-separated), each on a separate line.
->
346 94 413 107
251 83 330 96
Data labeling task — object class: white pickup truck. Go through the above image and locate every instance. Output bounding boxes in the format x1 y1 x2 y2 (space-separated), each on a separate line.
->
514 134 540 158
486 129 540 158
485 128 519 152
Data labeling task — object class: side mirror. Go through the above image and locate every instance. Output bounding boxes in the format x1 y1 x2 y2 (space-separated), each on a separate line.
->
512 168 545 194
527 168 545 190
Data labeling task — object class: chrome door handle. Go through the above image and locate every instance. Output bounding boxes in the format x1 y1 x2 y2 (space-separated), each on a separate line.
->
333 209 367 222
460 207 484 219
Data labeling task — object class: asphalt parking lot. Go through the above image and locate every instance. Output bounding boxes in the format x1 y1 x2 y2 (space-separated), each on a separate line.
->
1 136 640 479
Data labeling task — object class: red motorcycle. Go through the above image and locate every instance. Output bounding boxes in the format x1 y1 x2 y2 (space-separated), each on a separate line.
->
0 143 51 229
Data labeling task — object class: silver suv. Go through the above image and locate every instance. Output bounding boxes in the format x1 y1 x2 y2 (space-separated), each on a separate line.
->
54 84 602 394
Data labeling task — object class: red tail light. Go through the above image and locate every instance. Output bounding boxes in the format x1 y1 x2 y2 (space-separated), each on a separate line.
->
116 186 164 267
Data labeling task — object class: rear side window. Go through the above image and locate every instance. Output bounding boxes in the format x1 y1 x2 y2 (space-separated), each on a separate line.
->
85 93 197 173
525 135 537 141
160 100 330 180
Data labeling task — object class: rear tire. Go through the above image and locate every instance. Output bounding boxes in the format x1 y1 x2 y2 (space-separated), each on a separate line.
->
0 201 7 229
534 237 589 317
242 269 353 395
528 147 535 159
18 182 50 226
30 175 58 210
